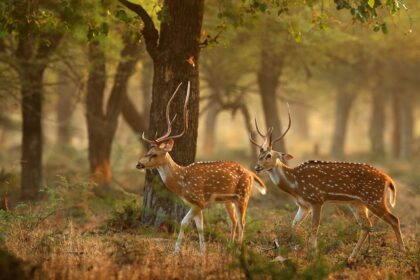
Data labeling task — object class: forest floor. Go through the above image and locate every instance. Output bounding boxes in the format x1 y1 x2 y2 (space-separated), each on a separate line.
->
1 151 420 279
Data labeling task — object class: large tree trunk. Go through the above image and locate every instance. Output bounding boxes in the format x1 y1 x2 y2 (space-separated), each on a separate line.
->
140 0 205 229
392 92 413 159
369 91 386 158
20 67 45 200
257 49 285 151
56 74 75 146
331 90 356 158
141 56 153 121
86 37 140 185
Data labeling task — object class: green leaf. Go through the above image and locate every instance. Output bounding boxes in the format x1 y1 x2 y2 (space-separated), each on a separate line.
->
100 22 109 35
381 22 388 34
115 9 130 23
367 0 375 8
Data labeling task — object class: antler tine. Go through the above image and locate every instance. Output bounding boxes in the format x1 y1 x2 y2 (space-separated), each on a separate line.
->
165 81 191 140
261 126 273 148
271 103 292 147
155 82 183 143
249 133 262 148
254 117 268 137
142 132 156 144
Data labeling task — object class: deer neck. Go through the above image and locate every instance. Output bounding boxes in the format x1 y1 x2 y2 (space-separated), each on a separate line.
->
268 159 298 194
156 153 184 196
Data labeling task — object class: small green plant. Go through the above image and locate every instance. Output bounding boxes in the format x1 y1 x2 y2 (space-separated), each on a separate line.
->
106 200 142 231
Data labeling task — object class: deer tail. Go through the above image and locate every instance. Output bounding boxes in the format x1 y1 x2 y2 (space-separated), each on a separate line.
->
388 179 397 208
253 174 267 195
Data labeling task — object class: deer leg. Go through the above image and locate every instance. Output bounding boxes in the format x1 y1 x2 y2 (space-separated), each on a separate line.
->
292 205 310 229
225 202 237 242
369 206 405 251
175 207 197 253
348 205 372 263
193 210 206 253
309 204 322 253
234 201 247 243
380 212 406 251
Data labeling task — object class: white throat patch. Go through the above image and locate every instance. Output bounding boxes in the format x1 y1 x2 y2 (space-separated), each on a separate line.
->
268 159 298 189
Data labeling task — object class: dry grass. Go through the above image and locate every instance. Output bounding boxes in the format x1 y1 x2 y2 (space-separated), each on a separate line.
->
1 177 419 280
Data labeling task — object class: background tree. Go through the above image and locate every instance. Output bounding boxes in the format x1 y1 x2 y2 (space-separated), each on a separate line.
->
119 0 205 228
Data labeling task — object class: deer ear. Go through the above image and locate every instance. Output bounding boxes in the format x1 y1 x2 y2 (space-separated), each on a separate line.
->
164 139 174 151
283 153 294 161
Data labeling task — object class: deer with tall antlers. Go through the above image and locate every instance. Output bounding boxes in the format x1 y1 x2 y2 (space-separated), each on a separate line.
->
136 82 266 253
249 105 405 263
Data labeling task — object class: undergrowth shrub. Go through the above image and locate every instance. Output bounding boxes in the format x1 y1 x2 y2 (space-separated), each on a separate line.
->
230 245 331 280
106 200 142 231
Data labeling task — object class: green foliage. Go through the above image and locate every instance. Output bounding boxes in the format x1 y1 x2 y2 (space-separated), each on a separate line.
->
106 200 142 231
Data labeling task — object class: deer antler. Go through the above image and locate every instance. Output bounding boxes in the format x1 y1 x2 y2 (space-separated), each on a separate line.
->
270 103 291 148
250 118 273 148
141 82 190 145
163 81 190 141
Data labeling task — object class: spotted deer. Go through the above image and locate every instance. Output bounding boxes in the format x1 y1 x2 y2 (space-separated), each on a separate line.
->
136 82 266 253
249 105 405 263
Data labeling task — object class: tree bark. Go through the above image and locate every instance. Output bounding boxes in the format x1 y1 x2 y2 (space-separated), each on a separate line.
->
392 92 413 159
369 91 386 158
86 36 140 185
239 104 258 163
15 32 62 200
138 0 205 229
20 67 45 200
257 48 285 151
56 74 75 146
331 90 356 158
203 102 220 156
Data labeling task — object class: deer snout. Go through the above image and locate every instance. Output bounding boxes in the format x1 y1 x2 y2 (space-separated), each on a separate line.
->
136 162 145 169
254 164 264 173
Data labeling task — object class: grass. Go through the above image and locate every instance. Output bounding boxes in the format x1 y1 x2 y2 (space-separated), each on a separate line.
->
0 171 419 279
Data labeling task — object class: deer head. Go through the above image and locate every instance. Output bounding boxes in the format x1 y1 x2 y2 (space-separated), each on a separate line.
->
249 104 293 173
136 82 190 170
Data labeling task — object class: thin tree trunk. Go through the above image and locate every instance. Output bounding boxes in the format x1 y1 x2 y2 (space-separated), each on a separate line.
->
140 0 205 230
20 67 45 200
203 102 219 156
121 93 148 136
294 106 310 138
331 90 356 158
392 92 413 159
399 93 413 159
392 92 401 158
257 49 285 151
86 41 110 185
86 36 140 185
56 74 75 146
240 104 258 163
369 91 386 157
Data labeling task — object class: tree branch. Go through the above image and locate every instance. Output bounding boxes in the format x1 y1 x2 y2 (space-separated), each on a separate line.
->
121 92 148 148
119 0 159 60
